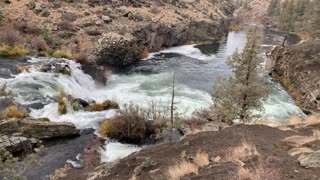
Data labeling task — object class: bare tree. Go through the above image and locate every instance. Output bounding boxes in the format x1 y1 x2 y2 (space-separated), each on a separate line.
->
170 70 175 141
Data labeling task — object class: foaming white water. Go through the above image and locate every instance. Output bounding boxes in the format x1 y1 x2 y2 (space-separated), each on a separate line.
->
101 142 141 162
30 103 118 129
103 73 212 114
146 44 216 60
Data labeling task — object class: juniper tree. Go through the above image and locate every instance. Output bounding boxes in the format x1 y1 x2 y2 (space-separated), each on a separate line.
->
211 27 269 123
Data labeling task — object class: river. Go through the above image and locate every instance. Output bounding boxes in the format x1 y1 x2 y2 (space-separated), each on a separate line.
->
0 27 305 179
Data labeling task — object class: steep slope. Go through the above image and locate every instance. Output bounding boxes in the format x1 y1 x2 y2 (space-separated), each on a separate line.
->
2 0 234 66
59 123 320 180
267 41 320 114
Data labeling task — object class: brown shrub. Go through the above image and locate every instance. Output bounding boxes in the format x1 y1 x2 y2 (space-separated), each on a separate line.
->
29 36 48 51
74 52 88 64
0 25 23 46
98 104 154 143
57 20 74 31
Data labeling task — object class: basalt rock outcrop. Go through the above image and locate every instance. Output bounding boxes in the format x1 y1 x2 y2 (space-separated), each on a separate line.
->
0 118 80 153
0 118 80 139
95 1 233 67
3 0 234 67
266 40 320 114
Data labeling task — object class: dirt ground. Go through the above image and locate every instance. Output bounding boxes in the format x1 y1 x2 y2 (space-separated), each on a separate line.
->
59 123 320 180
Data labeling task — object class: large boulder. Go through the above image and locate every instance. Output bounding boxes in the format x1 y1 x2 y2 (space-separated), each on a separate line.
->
0 119 80 139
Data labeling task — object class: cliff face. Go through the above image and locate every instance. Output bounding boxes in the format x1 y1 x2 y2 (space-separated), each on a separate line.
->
267 41 320 114
93 1 234 67
2 0 234 67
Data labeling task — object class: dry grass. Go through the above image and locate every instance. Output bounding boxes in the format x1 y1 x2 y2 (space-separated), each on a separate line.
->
236 166 281 180
194 152 209 167
167 161 198 180
0 44 29 57
18 65 30 73
313 130 320 138
229 142 259 162
304 115 320 126
288 115 301 125
0 105 29 119
167 152 209 179
277 126 294 132
130 175 137 180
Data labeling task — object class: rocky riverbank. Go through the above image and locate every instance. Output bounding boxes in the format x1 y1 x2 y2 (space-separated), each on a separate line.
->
57 120 320 180
1 0 234 67
267 40 320 114
0 118 80 154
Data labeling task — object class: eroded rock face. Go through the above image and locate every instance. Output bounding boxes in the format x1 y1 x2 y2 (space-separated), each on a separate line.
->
95 18 231 67
0 119 80 139
267 41 320 114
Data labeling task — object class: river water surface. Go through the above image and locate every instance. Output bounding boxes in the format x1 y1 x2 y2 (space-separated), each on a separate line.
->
0 28 305 179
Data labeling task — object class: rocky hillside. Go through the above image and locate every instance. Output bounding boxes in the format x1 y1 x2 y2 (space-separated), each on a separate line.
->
58 121 320 180
1 0 234 67
234 0 272 25
267 41 320 114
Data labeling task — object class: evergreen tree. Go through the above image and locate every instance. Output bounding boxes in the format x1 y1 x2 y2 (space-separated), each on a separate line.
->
211 27 269 123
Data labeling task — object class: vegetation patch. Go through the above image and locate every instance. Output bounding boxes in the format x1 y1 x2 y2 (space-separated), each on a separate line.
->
56 69 72 76
0 105 29 120
52 49 74 59
91 100 119 111
57 93 67 115
98 104 154 143
0 45 29 57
